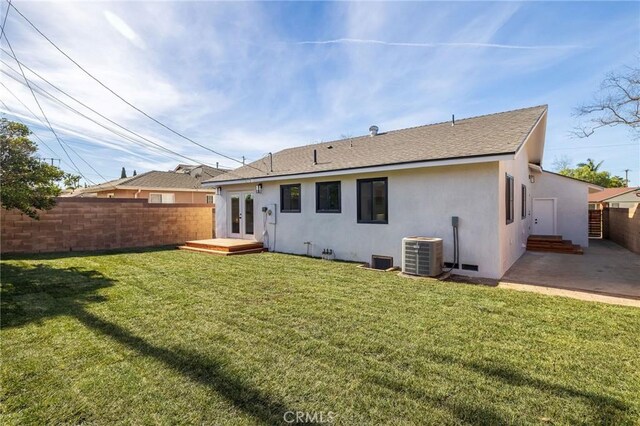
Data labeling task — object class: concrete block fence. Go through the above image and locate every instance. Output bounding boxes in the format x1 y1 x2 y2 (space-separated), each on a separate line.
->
1 198 214 254
605 206 640 254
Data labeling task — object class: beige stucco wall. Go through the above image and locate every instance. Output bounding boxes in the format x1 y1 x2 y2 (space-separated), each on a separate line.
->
605 189 640 209
93 189 214 204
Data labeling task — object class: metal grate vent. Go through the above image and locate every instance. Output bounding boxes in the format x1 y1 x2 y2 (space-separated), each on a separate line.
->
371 255 393 270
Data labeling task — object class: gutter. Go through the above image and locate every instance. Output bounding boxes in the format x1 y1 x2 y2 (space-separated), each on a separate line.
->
115 186 215 192
203 152 514 187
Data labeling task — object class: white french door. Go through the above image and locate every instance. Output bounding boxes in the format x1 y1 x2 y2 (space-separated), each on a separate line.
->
229 192 255 239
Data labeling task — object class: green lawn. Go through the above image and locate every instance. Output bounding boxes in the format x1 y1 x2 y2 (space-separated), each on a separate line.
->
1 249 639 425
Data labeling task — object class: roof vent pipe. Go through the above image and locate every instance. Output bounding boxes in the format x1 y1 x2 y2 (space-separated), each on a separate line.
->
369 125 379 137
452 114 455 126
313 149 317 165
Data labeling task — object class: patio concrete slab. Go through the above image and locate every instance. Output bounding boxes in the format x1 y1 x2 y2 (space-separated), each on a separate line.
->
498 282 640 307
501 239 640 300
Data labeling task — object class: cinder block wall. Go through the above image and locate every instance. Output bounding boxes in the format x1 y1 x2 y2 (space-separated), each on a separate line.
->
607 206 640 254
1 198 214 254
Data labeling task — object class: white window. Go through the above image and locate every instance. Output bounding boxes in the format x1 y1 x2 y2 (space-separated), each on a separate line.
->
206 194 215 204
149 193 175 204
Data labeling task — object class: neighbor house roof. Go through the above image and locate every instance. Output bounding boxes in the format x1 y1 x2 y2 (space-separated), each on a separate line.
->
206 105 548 184
588 187 639 202
75 165 227 194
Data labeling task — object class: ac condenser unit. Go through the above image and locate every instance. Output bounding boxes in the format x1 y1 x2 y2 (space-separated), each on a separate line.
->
402 237 443 277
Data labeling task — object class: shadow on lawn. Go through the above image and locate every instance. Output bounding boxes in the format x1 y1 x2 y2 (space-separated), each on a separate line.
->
0 262 308 425
0 245 177 262
369 349 630 425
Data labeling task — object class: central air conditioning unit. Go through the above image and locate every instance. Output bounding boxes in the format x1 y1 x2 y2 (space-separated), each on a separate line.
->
402 237 443 277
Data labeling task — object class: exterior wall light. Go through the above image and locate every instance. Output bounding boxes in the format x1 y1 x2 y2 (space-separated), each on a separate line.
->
256 183 263 194
216 187 222 195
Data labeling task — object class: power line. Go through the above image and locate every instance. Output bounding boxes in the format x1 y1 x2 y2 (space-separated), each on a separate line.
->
3 105 126 186
0 53 239 172
546 142 639 151
0 99 61 158
2 71 212 169
0 103 81 174
0 80 106 182
7 1 265 174
0 57 251 182
2 32 95 184
0 0 10 41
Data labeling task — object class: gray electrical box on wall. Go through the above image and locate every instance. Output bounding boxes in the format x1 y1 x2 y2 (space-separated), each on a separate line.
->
267 204 277 224
452 216 459 227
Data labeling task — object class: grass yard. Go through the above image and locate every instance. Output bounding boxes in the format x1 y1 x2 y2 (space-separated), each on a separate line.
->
1 248 639 425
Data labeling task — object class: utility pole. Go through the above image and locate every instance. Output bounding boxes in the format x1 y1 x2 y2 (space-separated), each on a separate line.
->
41 157 61 167
624 169 631 187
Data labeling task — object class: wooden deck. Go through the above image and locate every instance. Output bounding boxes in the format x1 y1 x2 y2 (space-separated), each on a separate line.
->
526 235 583 255
178 238 265 256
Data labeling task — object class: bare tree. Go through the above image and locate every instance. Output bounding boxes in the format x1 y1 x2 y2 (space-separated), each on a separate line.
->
552 155 572 171
573 65 640 138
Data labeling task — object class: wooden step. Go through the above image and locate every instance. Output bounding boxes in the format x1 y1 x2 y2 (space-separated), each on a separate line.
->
183 238 263 252
528 235 563 242
526 235 583 255
178 245 266 256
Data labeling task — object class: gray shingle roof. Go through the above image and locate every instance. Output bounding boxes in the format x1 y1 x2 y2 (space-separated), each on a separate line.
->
81 165 227 192
207 105 547 183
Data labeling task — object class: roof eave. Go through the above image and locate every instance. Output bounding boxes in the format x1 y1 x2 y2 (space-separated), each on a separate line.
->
203 152 514 187
83 185 215 193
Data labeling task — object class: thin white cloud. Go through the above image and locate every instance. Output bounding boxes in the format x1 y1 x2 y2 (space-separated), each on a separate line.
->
294 38 583 50
1 1 634 184
103 10 146 49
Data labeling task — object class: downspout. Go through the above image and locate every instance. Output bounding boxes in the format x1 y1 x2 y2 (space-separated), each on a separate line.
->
134 189 141 199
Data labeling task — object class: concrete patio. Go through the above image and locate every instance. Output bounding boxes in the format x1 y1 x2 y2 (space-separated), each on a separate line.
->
501 239 640 300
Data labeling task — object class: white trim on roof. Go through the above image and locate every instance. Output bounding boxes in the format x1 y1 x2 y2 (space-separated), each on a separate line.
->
540 170 603 191
514 108 547 162
115 186 214 192
203 153 514 187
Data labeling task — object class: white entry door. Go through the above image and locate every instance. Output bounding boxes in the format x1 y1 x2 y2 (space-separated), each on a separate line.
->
229 192 255 239
532 198 556 235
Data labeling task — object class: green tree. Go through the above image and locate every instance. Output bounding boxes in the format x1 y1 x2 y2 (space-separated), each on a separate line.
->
0 119 71 218
132 169 137 176
63 174 81 191
558 158 625 188
120 167 127 178
576 158 603 172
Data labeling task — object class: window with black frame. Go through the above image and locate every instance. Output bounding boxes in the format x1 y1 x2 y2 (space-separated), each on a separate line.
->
357 177 388 223
506 174 514 224
316 181 341 213
280 184 301 213
521 184 527 219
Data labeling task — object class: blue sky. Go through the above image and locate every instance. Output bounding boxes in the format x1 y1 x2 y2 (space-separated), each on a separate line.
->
1 1 638 185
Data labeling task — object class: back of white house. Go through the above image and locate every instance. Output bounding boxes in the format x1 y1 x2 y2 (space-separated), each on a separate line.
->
205 105 599 279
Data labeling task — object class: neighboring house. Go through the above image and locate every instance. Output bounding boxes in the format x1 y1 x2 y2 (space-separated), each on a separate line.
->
204 105 601 279
588 187 640 210
71 164 226 203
